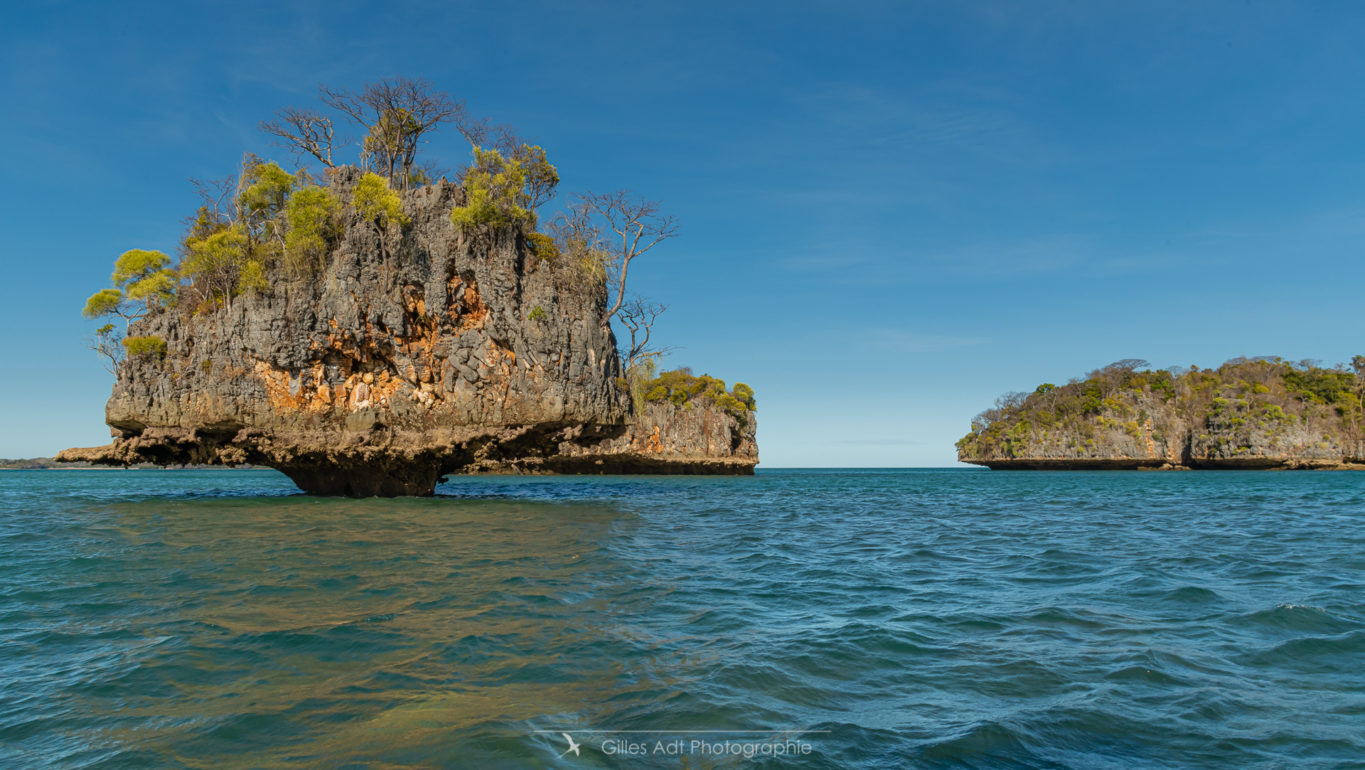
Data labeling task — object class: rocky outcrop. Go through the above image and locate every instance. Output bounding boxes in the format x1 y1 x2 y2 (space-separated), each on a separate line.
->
466 399 758 474
958 359 1365 470
59 168 757 494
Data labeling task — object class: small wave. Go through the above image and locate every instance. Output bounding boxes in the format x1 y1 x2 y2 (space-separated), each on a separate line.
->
1236 603 1357 635
1244 630 1365 672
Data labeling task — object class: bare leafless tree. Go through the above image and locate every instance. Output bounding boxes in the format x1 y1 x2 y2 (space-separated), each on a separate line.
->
453 117 521 156
546 201 607 283
260 107 339 169
618 296 670 372
320 77 462 190
188 174 238 223
577 191 679 324
86 324 125 374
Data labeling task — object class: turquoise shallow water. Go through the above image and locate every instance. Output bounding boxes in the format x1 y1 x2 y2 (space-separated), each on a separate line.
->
1 468 1362 768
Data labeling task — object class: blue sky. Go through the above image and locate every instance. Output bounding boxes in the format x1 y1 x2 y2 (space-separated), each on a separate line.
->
2 0 1364 465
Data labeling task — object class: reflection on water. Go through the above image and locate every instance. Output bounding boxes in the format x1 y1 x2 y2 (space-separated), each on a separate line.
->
72 496 689 766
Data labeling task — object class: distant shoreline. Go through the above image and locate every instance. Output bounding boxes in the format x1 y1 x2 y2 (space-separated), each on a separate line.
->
0 460 262 471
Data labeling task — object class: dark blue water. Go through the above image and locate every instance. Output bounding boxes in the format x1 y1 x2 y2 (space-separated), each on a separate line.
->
1 469 1362 768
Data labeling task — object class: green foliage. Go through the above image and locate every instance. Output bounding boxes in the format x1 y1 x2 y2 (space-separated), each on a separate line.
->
1283 368 1355 411
82 248 174 364
732 382 756 410
238 160 296 221
450 147 535 231
527 305 547 322
83 288 124 319
184 206 228 247
513 144 559 209
576 251 607 285
112 248 170 290
526 232 559 259
238 258 269 294
111 249 176 305
353 172 408 228
180 225 261 308
127 270 176 303
123 335 167 359
284 186 341 275
958 356 1365 459
182 227 248 278
1262 404 1290 422
640 368 757 426
1081 382 1103 413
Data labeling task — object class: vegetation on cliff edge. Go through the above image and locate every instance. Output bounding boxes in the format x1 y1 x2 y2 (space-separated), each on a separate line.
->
958 357 1365 460
637 368 757 427
79 76 752 418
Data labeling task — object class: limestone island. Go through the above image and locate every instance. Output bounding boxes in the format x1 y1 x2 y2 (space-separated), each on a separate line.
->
958 357 1365 470
58 79 757 495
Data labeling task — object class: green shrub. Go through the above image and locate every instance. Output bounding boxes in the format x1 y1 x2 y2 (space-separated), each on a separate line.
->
732 382 756 410
639 369 757 426
526 232 559 259
124 335 167 359
83 288 125 319
450 147 534 231
284 186 341 275
111 249 176 303
238 160 296 221
1283 368 1354 409
180 225 256 308
353 172 408 228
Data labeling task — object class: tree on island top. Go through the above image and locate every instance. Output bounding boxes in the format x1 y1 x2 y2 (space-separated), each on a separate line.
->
575 190 679 325
264 77 462 191
449 146 553 231
82 249 176 370
80 76 694 399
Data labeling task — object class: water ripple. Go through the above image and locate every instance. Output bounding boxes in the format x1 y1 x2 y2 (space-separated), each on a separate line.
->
0 468 1361 767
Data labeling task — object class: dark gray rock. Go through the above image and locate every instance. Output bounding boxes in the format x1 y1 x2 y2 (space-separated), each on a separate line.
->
59 168 758 494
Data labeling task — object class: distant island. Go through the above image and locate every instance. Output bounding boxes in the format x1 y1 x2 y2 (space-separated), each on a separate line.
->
59 78 757 495
958 357 1365 470
0 458 260 470
1 458 88 470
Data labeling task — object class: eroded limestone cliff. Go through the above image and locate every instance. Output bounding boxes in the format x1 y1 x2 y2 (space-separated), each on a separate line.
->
471 399 758 474
957 359 1365 470
59 168 757 493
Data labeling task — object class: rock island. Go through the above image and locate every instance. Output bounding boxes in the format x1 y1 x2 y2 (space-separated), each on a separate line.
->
59 79 757 494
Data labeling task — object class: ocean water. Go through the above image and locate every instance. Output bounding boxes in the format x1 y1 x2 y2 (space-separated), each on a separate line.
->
1 469 1362 769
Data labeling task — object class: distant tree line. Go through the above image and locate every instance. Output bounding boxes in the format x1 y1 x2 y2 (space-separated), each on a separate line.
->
958 357 1365 459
